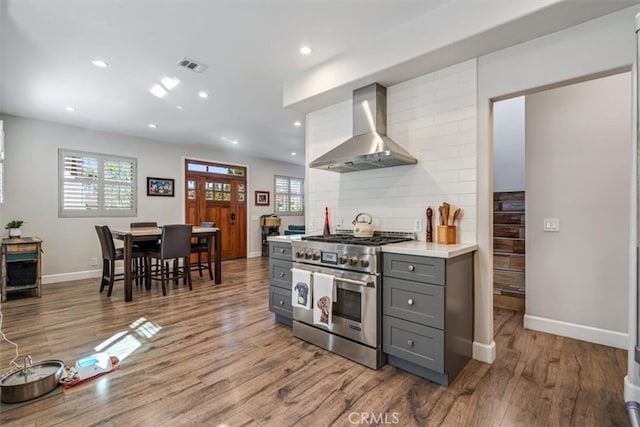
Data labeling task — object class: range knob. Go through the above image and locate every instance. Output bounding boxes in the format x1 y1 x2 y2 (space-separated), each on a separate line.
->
360 259 370 268
312 251 321 260
339 255 348 264
305 250 313 259
295 250 305 258
349 257 358 266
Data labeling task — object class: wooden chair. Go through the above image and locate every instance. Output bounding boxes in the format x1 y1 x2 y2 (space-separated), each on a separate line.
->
190 222 215 280
130 221 160 284
95 225 146 297
147 224 193 296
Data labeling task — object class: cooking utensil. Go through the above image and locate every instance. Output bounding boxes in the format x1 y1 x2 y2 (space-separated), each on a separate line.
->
442 204 450 226
0 356 64 403
451 208 461 224
352 213 374 237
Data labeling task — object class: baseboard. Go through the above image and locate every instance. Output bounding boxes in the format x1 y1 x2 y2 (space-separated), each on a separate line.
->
626 376 640 403
524 314 627 349
248 251 263 258
472 340 496 363
43 269 102 284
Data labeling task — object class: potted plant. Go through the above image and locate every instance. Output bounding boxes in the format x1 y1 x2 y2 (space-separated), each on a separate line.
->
5 220 24 238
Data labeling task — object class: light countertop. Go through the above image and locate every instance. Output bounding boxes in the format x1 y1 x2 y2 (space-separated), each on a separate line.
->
381 241 477 258
267 235 477 258
267 235 304 243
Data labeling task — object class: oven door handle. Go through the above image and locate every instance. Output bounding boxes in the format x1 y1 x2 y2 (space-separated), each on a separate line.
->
334 277 374 288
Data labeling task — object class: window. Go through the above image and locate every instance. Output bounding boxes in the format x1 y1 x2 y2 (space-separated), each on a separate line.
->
59 149 137 217
275 175 303 215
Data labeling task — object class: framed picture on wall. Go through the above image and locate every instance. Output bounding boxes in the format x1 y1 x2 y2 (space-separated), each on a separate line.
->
255 191 269 206
147 177 175 197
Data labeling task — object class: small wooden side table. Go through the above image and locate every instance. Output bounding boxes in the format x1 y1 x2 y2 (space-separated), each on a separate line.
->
1 236 43 302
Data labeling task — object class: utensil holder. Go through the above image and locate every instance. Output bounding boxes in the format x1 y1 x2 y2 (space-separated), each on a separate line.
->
437 225 456 244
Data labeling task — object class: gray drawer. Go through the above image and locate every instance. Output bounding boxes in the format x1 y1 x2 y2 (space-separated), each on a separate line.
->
269 258 292 289
383 315 444 373
383 253 444 285
269 286 293 319
383 277 444 329
270 242 292 261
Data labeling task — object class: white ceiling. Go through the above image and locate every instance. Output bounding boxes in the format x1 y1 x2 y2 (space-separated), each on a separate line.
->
1 0 637 166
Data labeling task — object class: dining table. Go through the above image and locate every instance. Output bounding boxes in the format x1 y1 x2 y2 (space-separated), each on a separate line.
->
111 226 221 302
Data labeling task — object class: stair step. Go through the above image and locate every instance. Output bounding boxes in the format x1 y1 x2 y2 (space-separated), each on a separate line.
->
494 212 525 225
493 225 525 239
493 253 525 271
494 238 525 254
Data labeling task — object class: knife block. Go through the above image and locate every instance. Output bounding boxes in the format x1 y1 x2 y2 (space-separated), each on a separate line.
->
437 225 456 244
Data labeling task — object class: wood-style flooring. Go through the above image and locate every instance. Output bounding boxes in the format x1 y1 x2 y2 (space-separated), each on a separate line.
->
0 257 628 426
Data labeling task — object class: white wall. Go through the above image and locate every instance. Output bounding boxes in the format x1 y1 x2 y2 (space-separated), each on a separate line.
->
476 5 639 391
525 73 630 341
306 60 477 243
493 97 525 192
0 114 303 280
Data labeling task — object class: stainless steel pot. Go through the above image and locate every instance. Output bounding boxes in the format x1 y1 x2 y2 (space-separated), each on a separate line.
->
0 356 64 403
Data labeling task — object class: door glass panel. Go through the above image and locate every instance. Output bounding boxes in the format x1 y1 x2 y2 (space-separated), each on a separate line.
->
214 183 223 191
238 193 245 202
223 193 231 201
238 184 245 193
205 181 215 201
187 180 196 200
223 183 231 192
333 287 362 322
214 192 223 201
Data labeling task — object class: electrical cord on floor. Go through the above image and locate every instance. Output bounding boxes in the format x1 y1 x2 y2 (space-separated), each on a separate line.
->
0 298 21 370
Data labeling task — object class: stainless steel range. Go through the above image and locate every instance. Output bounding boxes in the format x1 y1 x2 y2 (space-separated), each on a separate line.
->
291 231 414 369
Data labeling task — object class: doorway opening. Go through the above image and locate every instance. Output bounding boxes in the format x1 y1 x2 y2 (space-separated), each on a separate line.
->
185 159 247 260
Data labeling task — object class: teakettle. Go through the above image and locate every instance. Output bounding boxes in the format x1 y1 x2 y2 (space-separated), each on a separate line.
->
352 213 374 237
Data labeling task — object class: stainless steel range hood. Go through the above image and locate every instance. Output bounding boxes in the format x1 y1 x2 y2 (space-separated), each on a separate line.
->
309 83 417 173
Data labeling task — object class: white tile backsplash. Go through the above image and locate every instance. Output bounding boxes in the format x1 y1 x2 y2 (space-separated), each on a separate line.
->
306 59 478 243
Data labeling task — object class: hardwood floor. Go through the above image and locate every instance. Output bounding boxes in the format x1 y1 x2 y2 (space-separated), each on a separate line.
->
0 258 628 426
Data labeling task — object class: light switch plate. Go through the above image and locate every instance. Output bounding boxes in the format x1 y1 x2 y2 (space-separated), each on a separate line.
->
543 218 560 232
414 219 422 232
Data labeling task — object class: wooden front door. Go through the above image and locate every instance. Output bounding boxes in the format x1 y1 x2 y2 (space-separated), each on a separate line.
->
185 160 247 260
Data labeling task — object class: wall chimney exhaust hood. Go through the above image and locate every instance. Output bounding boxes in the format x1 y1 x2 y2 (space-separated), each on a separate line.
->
309 83 417 173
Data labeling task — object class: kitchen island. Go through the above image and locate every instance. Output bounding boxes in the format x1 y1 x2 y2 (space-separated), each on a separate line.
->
381 241 476 385
267 235 477 385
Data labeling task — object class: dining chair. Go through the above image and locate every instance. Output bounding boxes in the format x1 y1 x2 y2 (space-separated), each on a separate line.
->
130 221 162 285
95 225 146 297
190 222 215 280
147 224 193 296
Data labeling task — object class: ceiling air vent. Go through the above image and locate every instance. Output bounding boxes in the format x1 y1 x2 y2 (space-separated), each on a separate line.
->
176 57 208 73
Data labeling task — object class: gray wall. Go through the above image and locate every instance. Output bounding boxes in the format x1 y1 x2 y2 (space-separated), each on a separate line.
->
0 114 304 280
525 73 631 334
493 97 525 192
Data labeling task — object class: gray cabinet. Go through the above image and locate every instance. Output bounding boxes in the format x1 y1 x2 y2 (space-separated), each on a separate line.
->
382 251 473 386
268 241 293 326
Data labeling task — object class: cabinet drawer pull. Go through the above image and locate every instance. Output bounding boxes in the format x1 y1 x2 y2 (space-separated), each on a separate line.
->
279 300 285 305
407 298 414 305
407 339 414 347
279 249 285 253
408 265 415 272
279 272 285 277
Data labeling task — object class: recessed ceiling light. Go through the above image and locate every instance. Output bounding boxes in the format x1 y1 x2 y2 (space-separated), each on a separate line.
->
231 140 238 144
176 105 183 110
161 76 180 90
150 84 168 98
198 91 209 99
148 123 157 128
299 46 312 55
293 121 301 127
91 59 108 68
291 152 297 156
65 106 76 112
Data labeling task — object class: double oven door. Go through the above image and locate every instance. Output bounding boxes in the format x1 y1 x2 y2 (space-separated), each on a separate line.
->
292 262 380 348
